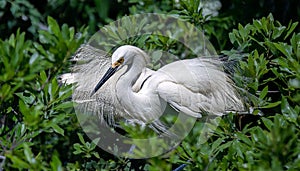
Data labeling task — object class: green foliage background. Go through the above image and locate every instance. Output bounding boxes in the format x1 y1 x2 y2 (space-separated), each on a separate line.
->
0 0 299 170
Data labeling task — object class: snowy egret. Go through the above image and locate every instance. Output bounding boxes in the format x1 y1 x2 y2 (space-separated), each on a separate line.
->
89 45 244 123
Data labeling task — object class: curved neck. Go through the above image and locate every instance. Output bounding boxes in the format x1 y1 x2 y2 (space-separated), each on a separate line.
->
115 53 164 122
119 53 146 89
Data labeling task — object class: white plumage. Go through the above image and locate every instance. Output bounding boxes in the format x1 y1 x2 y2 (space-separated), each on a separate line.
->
62 45 244 130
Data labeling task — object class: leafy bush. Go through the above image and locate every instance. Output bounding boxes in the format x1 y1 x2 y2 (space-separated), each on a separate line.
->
168 14 300 170
0 0 126 40
225 14 299 110
0 17 88 170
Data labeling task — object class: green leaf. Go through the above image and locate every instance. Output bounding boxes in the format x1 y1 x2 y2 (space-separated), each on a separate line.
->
23 143 35 164
51 124 64 136
274 43 292 58
261 101 281 109
152 50 162 63
281 97 298 123
0 0 6 8
73 143 83 154
252 127 268 144
0 83 11 100
48 16 61 38
289 78 300 89
236 132 252 146
57 87 73 101
19 99 29 116
50 77 59 100
40 71 48 82
77 133 85 144
284 22 299 40
90 138 100 150
229 32 236 44
272 25 285 40
93 152 100 159
54 101 74 110
217 141 232 152
211 138 224 152
50 153 63 171
15 91 35 104
291 33 300 60
6 154 30 169
261 117 273 131
259 86 268 99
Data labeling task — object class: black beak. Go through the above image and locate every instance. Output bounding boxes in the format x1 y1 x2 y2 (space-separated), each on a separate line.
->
90 66 118 97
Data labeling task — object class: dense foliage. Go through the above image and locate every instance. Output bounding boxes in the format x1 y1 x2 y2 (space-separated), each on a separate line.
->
0 0 299 170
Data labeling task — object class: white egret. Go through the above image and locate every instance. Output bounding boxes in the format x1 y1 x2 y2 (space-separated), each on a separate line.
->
89 45 244 124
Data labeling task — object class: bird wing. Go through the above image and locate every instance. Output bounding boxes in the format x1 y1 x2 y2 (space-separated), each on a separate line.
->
61 45 124 125
155 58 244 117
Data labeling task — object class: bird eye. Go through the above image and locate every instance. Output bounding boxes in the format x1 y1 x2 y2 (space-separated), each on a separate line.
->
118 57 124 64
112 57 125 68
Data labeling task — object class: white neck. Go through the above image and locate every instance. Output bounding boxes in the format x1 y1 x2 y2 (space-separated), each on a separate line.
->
115 52 165 122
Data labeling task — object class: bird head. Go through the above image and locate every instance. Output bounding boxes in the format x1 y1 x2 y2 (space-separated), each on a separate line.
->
90 45 149 96
111 45 149 67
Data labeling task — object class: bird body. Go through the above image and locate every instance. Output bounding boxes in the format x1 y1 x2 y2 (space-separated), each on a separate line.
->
91 45 244 123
